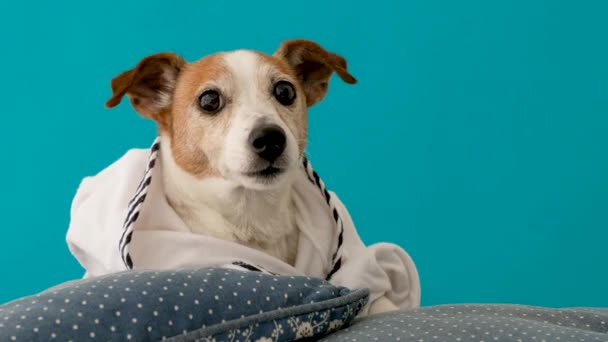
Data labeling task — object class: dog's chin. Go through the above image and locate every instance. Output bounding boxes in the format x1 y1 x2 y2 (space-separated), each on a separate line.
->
231 165 292 191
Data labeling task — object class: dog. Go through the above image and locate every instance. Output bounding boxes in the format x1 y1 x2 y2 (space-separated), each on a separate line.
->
95 39 415 314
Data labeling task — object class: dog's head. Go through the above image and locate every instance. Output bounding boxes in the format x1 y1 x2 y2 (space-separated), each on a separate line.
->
106 40 356 190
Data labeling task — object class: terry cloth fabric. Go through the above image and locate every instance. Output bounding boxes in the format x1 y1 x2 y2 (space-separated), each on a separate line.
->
66 137 420 315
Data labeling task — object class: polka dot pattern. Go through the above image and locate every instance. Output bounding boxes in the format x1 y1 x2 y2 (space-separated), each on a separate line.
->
320 304 608 342
0 268 368 341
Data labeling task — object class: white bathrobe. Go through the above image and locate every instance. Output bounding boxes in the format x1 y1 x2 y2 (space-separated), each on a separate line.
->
66 139 421 315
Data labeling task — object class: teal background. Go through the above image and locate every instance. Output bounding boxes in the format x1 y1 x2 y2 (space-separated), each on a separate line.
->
0 1 606 306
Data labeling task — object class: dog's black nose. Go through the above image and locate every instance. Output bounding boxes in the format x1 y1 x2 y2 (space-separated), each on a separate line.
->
249 125 286 162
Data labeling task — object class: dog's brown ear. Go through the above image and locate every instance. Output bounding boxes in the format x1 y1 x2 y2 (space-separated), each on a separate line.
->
274 39 356 107
105 53 186 127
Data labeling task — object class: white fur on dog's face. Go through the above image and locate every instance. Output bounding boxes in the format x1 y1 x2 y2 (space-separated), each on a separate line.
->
219 51 305 189
169 50 308 190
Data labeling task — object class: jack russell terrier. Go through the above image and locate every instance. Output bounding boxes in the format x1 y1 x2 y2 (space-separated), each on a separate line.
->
66 39 420 316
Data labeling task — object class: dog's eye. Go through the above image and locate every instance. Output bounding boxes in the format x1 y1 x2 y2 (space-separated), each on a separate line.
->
273 81 296 106
198 90 223 113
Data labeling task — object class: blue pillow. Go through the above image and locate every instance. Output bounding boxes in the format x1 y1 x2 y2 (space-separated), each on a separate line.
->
0 268 368 341
319 304 608 341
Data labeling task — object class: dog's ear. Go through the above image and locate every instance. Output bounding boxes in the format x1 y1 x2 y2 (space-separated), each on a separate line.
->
105 52 186 127
274 39 356 107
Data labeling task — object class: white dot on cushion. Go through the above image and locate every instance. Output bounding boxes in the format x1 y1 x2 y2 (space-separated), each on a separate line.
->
168 320 173 326
33 327 39 333
64 299 70 303
99 304 104 309
252 288 257 292
11 336 16 341
228 305 232 310
188 314 193 320
127 333 132 340
209 309 214 315
89 332 95 338
55 319 61 325
266 297 270 301
110 326 116 332
194 300 200 305
247 300 251 305
132 318 138 323
153 311 158 316
115 311 121 317
158 297 164 302
147 326 152 332
174 305 179 311
72 324 78 330
137 303 143 308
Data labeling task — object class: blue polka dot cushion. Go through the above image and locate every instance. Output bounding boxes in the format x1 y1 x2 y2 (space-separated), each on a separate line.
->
319 304 608 342
0 268 369 341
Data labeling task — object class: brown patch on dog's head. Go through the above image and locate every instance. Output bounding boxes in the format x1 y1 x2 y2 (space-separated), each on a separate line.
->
105 52 186 133
168 54 228 177
274 39 356 106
